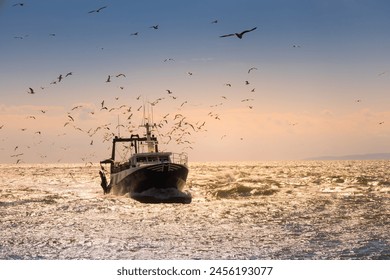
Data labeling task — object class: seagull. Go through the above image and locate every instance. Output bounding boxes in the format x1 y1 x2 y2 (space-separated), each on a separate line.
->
12 3 24 7
116 73 126 78
248 67 258 73
28 87 35 94
106 75 111 83
88 6 107 13
220 27 257 39
211 19 218 24
379 121 384 125
150 25 159 29
11 153 24 158
71 105 82 111
130 32 139 36
65 72 73 77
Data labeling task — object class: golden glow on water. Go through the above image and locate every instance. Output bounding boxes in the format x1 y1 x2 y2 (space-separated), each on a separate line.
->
1 161 389 259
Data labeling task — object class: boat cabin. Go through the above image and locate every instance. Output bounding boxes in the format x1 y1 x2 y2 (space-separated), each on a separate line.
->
129 152 172 167
100 122 188 174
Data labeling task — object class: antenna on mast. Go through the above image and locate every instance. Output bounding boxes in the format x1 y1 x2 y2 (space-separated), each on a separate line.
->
150 102 154 125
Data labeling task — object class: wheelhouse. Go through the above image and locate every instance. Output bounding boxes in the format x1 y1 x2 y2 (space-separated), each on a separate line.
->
130 152 172 167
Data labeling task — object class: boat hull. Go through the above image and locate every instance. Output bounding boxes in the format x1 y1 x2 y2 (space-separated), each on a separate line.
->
108 162 190 203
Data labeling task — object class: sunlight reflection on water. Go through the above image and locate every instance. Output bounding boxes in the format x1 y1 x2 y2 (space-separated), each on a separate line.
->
1 161 389 259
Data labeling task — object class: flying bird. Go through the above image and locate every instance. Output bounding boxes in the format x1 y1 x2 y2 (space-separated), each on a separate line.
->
220 27 257 39
12 3 24 7
130 32 139 36
88 6 107 13
106 75 111 83
150 25 159 29
71 105 82 111
248 67 258 73
28 87 35 94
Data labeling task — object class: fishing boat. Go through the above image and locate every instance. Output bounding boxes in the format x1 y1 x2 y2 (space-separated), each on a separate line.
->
99 117 191 204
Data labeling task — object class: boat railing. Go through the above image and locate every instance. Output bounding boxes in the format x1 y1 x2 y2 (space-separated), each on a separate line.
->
171 153 188 165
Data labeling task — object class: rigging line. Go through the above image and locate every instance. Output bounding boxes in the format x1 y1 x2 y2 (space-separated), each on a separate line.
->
117 115 120 137
151 103 154 127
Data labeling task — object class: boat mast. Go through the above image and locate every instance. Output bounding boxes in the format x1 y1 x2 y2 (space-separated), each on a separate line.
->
141 103 158 153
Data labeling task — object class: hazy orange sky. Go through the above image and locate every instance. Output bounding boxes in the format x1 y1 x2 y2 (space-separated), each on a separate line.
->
1 0 389 163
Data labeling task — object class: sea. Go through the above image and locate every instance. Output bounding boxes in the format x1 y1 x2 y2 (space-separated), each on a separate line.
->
1 160 389 260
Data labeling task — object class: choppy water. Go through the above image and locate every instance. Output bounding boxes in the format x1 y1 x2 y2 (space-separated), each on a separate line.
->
1 161 389 260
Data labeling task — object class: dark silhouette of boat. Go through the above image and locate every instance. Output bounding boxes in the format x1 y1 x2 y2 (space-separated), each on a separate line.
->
99 119 191 204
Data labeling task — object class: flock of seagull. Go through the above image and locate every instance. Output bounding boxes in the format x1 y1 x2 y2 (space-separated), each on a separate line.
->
2 3 387 164
3 3 261 164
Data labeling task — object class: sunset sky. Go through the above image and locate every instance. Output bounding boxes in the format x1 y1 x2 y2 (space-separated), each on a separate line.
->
0 0 389 163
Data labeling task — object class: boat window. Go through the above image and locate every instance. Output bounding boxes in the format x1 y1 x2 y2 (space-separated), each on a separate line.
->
137 156 147 163
147 156 158 162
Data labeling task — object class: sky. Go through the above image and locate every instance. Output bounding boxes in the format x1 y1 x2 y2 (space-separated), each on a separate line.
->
0 0 389 163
